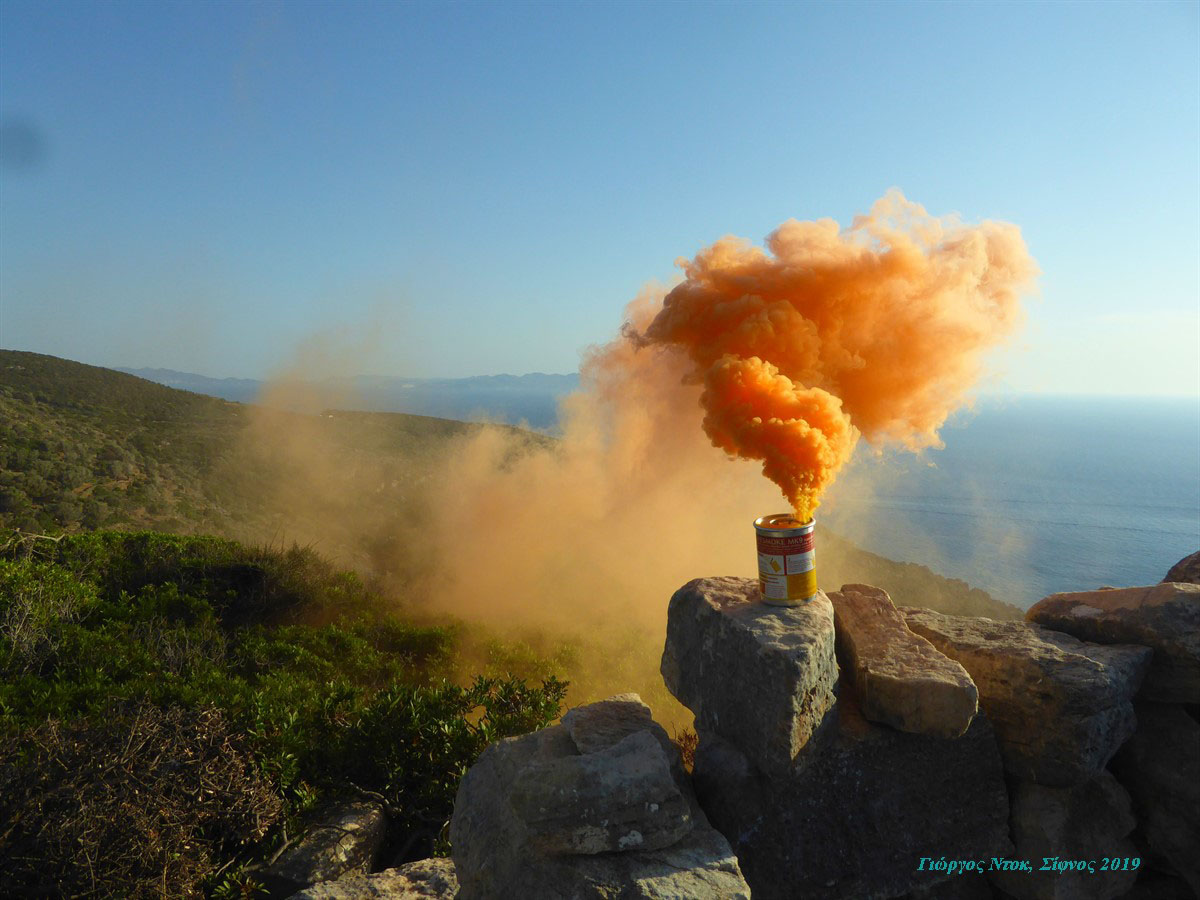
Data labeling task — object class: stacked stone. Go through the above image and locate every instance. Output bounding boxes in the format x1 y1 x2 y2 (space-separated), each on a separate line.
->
902 606 1151 900
449 692 751 899
1023 579 1200 899
661 576 1010 900
661 572 1200 900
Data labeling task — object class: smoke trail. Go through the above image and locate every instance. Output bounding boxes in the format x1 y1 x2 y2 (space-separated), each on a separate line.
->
632 189 1037 520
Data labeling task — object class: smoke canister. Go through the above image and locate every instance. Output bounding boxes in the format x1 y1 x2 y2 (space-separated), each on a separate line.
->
754 514 817 605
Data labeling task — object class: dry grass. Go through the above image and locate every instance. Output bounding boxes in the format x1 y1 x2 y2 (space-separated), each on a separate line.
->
0 703 283 898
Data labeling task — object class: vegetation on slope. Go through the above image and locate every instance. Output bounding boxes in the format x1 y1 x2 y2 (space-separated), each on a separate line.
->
0 349 546 540
0 530 566 897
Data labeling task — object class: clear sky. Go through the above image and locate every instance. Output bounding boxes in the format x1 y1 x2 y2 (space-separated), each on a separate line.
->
1 0 1197 394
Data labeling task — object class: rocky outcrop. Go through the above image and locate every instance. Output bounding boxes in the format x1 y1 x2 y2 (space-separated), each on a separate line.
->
1026 582 1200 703
1111 702 1200 898
829 584 977 737
692 687 1011 900
287 858 458 899
509 729 692 854
902 608 1150 786
1163 550 1200 585
991 771 1138 900
660 576 837 776
449 693 750 899
262 801 387 897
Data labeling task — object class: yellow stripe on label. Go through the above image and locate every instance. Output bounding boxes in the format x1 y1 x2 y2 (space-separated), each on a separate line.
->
787 569 817 600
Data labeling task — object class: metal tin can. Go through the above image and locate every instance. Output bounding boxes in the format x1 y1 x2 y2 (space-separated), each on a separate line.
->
754 514 817 606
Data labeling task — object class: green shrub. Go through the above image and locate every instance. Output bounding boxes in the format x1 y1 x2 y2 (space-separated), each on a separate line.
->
0 528 570 889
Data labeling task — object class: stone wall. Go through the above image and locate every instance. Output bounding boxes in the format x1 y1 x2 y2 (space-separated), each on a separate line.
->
660 574 1199 900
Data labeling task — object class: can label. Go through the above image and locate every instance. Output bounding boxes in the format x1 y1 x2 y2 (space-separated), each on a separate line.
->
755 515 817 605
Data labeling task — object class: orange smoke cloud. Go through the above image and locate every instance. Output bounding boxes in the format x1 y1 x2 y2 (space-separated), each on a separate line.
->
633 189 1037 519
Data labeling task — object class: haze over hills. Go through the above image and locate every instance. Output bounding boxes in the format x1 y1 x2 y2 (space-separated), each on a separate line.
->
116 367 581 430
2 349 1016 619
0 349 548 567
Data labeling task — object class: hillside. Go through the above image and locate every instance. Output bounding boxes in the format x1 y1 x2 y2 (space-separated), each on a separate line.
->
0 350 547 543
0 350 1019 619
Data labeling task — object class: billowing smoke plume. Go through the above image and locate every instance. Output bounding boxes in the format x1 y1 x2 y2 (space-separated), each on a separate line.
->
233 192 1036 723
630 189 1037 520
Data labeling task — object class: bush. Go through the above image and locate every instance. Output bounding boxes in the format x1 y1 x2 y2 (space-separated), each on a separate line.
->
0 557 99 675
345 675 567 858
0 529 570 888
0 703 282 898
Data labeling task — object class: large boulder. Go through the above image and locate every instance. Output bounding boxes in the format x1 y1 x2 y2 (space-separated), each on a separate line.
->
829 584 977 737
1163 550 1200 585
902 608 1150 786
1026 582 1200 703
1111 702 1200 897
991 772 1138 900
287 858 458 899
450 694 750 899
660 576 837 777
692 686 1011 900
261 801 387 897
509 729 692 855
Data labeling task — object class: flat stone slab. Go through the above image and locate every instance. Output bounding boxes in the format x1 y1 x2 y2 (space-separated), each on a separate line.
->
902 608 1151 786
562 692 656 755
509 729 692 855
661 576 837 777
993 771 1137 900
451 710 750 899
263 801 386 896
692 688 1011 900
287 858 459 899
1027 582 1200 703
830 584 977 736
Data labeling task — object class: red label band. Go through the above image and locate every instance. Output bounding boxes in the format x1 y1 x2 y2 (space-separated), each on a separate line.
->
756 533 813 555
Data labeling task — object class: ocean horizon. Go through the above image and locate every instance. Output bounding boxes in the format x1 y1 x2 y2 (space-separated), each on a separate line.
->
821 394 1199 609
124 367 1198 609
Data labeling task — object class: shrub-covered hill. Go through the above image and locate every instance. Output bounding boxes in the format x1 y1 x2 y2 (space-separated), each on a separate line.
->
0 529 566 898
0 349 545 538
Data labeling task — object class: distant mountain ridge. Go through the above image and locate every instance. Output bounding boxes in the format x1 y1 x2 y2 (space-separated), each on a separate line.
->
116 368 582 428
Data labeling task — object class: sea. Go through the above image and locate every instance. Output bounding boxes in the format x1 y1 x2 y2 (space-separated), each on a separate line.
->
820 395 1200 609
129 367 1200 610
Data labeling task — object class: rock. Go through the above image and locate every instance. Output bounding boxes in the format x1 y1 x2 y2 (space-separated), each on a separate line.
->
902 608 1151 786
991 772 1138 900
904 877 995 899
450 699 750 899
1163 550 1200 585
262 801 387 897
1111 702 1200 897
661 576 838 777
287 858 458 899
561 692 656 754
509 729 693 855
1026 582 1200 703
693 685 1011 900
1116 873 1197 899
830 583 977 736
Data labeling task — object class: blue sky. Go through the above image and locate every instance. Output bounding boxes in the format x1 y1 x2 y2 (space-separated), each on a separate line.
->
1 0 1197 394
